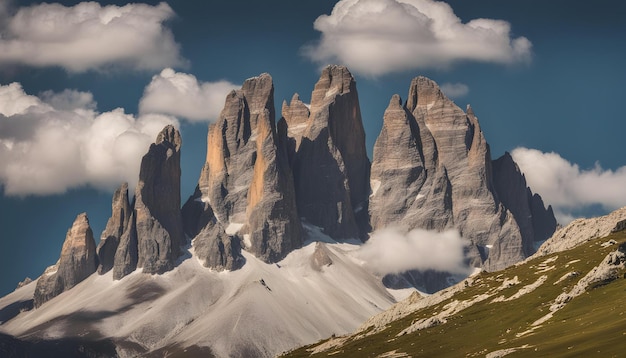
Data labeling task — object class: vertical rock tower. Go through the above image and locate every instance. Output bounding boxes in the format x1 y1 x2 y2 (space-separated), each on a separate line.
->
183 73 301 265
135 125 185 274
97 125 185 279
283 65 371 240
34 213 97 307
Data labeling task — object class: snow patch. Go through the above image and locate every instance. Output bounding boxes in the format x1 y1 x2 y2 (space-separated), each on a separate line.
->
486 345 532 358
370 180 381 198
242 234 251 249
0 239 399 358
225 222 244 235
492 275 547 303
324 87 339 99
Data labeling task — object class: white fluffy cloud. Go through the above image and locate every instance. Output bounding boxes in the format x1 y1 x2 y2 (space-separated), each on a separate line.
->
139 68 239 122
0 83 178 195
439 82 469 98
305 0 532 76
0 2 185 72
358 227 470 275
511 147 626 223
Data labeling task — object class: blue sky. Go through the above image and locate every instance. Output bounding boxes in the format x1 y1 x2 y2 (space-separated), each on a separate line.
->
0 0 624 296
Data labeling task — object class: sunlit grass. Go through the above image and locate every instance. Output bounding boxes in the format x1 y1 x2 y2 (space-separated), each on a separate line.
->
284 231 626 357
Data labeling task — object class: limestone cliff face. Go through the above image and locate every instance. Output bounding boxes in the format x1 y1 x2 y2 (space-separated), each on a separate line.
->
193 215 244 271
369 94 453 232
112 211 138 280
183 73 301 265
34 213 97 307
492 152 557 254
105 126 185 280
96 183 131 275
370 77 556 271
287 65 371 240
135 125 185 274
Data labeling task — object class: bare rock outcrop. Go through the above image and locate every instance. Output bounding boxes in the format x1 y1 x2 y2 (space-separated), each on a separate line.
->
34 213 97 307
287 65 371 240
96 182 131 274
310 242 333 271
193 216 244 271
183 73 301 265
537 206 626 256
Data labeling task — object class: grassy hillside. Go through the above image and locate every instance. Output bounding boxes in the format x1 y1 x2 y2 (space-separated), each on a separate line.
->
284 230 626 357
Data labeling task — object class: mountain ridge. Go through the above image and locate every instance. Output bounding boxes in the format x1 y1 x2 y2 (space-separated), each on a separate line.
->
0 66 558 357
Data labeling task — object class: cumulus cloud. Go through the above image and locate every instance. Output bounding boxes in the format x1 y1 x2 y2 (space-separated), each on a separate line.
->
358 227 470 275
0 82 178 196
0 2 186 72
511 147 626 223
305 0 532 76
139 68 239 122
439 82 469 98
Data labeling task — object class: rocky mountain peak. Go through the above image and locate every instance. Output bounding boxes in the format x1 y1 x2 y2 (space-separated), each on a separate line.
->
183 73 301 265
310 65 355 112
34 212 97 307
371 75 556 274
156 124 182 152
134 125 184 275
406 76 446 111
287 65 371 240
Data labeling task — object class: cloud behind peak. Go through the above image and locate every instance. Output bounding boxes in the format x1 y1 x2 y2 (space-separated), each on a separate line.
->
304 0 532 76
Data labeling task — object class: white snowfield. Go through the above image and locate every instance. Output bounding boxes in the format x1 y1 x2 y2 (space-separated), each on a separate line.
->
0 225 412 358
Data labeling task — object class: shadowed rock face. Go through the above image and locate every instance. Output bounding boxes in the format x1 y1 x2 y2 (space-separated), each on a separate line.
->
102 126 185 280
34 213 97 307
370 77 556 272
183 73 301 265
492 152 557 253
193 217 244 271
369 94 453 233
287 65 371 241
112 211 138 280
96 183 131 275
135 125 185 275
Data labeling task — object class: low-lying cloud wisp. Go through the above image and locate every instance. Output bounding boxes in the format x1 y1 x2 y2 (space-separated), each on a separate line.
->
511 147 626 223
358 226 470 275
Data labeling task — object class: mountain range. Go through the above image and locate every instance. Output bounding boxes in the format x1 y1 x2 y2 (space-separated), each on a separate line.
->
0 66 559 357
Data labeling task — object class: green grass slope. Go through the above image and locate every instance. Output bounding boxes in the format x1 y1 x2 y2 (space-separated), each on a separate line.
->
284 230 626 358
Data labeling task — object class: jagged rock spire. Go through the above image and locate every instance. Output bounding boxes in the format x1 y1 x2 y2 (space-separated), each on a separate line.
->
135 124 184 274
287 65 371 240
183 73 301 266
34 213 97 307
97 182 131 274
